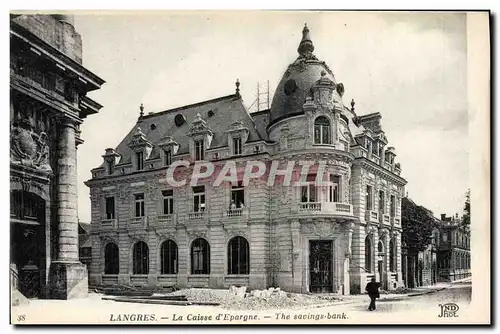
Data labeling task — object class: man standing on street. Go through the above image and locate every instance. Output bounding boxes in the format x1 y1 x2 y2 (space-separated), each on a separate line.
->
365 277 380 311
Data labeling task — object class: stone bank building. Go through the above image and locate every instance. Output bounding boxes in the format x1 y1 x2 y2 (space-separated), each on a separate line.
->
86 25 406 295
10 14 104 299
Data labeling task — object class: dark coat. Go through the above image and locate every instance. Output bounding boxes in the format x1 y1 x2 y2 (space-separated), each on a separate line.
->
365 281 380 298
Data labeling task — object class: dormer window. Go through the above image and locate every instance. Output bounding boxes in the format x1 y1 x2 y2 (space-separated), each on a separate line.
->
164 149 172 166
107 160 114 175
136 151 144 171
233 137 242 156
314 116 331 144
372 142 379 156
366 139 372 152
195 140 205 161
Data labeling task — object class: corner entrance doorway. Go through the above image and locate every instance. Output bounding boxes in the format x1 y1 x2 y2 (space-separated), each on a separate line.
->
309 240 333 293
10 190 46 299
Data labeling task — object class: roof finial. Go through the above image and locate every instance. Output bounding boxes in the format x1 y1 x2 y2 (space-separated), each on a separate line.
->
139 103 144 118
298 23 315 58
350 99 355 112
235 78 240 97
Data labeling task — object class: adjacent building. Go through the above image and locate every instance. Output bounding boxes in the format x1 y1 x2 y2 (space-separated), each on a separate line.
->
85 24 406 294
10 14 104 299
436 214 471 282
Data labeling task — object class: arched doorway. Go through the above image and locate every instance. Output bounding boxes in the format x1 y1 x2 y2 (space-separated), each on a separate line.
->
10 190 46 298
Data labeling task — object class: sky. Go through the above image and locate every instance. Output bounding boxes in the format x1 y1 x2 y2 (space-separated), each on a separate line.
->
73 11 469 222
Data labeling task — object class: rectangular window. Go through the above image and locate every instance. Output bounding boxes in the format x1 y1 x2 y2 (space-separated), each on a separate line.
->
193 186 205 212
329 175 341 202
390 195 396 217
233 137 242 156
135 193 145 217
162 190 173 215
164 150 172 166
366 185 373 211
136 151 144 171
379 190 385 214
105 197 115 219
372 142 378 156
195 140 204 161
301 174 317 203
107 160 114 175
230 182 245 209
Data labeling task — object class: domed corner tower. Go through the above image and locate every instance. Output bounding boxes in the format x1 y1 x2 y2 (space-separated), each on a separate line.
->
267 24 359 295
267 24 354 154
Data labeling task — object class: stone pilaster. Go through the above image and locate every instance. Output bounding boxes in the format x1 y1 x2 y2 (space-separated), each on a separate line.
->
379 227 390 289
290 220 302 292
343 223 354 295
394 231 403 287
49 119 88 299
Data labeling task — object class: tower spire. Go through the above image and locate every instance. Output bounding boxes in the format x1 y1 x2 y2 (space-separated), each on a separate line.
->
297 23 315 59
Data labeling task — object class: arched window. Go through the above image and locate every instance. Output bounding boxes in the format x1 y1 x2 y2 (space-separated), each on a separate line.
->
133 241 149 274
160 240 178 274
389 238 395 272
191 238 210 274
314 116 331 144
365 236 372 273
378 241 384 253
104 243 119 274
228 236 249 275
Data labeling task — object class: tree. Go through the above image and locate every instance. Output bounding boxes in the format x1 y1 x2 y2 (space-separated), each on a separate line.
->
462 189 470 225
401 197 437 253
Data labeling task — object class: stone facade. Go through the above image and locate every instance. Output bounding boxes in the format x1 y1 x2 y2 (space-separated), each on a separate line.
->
10 14 104 299
86 24 406 295
436 214 471 282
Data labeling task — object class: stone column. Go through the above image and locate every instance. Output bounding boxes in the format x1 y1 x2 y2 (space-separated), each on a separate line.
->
49 119 88 299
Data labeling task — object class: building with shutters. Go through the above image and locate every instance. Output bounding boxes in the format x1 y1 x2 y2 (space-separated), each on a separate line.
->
86 24 406 294
10 14 105 299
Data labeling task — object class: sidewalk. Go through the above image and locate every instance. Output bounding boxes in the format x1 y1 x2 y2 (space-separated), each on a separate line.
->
334 282 453 304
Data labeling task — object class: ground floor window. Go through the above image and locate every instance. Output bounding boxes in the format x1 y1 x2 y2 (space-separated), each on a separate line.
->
160 240 178 274
191 238 210 274
365 236 372 272
228 236 249 274
133 241 149 274
104 242 119 274
389 238 395 272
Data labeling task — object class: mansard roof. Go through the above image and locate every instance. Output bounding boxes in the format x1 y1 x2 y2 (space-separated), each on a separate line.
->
250 109 271 141
110 94 264 166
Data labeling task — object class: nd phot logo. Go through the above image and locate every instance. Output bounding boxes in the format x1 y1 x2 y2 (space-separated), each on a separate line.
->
438 303 459 318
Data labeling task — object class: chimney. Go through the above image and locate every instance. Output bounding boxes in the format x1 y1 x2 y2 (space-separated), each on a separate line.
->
441 214 446 221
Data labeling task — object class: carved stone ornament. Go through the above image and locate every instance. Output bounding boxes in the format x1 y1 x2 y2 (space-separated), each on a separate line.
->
336 83 345 97
365 223 375 236
100 235 119 245
288 59 308 73
10 114 52 173
154 229 176 242
128 231 148 242
118 184 129 203
185 227 208 241
187 113 213 137
146 183 159 201
128 127 152 149
158 136 180 155
223 226 247 241
304 220 339 238
311 71 336 107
